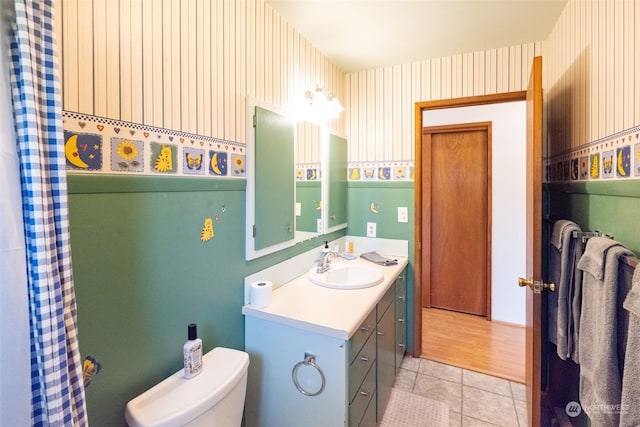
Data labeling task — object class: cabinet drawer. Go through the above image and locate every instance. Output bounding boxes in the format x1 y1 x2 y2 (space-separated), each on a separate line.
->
349 331 376 403
349 309 376 363
349 362 376 427
358 390 377 427
377 283 395 321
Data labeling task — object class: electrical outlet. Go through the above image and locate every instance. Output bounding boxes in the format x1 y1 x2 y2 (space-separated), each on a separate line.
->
367 222 377 237
317 219 323 233
398 207 408 223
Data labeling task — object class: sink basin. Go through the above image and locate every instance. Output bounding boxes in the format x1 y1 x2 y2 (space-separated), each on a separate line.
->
308 264 383 289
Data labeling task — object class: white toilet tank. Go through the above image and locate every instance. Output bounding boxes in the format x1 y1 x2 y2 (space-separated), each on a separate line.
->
125 347 249 427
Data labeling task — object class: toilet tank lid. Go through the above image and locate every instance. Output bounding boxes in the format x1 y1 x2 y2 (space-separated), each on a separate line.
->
125 347 249 427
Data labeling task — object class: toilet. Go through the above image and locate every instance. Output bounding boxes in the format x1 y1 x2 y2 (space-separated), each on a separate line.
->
125 347 250 427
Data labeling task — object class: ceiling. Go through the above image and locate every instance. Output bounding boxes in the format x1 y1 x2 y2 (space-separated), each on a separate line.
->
266 0 568 73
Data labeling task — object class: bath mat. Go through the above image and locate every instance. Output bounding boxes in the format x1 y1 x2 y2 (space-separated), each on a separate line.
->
379 387 449 427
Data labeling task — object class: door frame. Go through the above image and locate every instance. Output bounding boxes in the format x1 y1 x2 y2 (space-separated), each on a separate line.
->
413 91 526 357
421 121 492 318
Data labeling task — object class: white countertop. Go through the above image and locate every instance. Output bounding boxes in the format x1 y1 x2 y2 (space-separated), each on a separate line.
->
242 255 408 341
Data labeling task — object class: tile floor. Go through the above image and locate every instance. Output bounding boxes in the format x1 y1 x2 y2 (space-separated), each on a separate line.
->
393 356 527 427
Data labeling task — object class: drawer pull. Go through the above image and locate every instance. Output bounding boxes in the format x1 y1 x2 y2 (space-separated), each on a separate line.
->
360 325 370 333
359 356 370 363
397 318 405 323
377 331 385 336
398 343 405 349
397 295 405 301
359 390 370 397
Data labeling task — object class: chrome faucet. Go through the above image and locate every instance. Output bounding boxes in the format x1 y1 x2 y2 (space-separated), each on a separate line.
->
316 250 337 273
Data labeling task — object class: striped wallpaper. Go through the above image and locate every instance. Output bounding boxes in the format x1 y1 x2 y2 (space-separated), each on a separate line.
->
57 0 639 166
544 0 640 157
56 0 345 148
343 43 542 163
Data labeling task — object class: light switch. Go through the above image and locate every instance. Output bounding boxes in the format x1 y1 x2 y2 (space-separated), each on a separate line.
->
295 202 301 216
398 207 408 223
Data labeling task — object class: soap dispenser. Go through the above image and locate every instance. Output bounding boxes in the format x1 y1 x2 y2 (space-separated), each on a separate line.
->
321 241 330 255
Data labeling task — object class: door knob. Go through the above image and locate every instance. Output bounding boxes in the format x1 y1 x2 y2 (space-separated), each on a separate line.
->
518 277 555 293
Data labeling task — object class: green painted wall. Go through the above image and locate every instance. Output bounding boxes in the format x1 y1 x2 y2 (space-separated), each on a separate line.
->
347 181 415 352
68 175 344 426
548 181 640 254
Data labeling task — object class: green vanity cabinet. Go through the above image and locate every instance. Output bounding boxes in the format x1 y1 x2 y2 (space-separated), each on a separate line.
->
349 309 376 426
395 271 407 372
376 283 397 421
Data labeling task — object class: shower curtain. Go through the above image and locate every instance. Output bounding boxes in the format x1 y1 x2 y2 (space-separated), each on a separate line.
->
1 0 88 425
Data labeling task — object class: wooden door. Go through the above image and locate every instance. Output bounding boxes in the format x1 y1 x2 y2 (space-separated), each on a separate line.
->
421 123 491 317
524 55 543 427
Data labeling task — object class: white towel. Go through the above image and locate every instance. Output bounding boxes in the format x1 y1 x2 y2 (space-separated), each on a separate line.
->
577 237 634 427
620 263 640 427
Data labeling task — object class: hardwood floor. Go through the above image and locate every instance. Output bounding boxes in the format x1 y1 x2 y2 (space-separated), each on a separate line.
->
421 307 525 384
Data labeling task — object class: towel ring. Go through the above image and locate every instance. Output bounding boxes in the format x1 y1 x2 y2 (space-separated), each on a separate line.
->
292 353 326 396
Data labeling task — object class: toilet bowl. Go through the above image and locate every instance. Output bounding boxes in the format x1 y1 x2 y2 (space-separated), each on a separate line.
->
125 347 249 427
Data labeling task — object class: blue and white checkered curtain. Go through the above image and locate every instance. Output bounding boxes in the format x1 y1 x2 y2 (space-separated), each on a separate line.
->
8 0 87 425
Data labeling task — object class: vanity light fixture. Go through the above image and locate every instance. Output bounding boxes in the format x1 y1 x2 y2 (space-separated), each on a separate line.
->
302 85 344 121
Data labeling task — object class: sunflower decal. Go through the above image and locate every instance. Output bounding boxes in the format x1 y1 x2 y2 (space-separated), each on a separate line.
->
231 155 245 176
117 140 138 160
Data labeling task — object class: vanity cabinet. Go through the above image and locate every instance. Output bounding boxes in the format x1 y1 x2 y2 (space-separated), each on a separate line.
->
376 285 397 421
395 272 407 372
243 261 408 427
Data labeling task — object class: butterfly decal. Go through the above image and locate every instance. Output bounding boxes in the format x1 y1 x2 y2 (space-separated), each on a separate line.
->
603 155 613 174
186 153 203 170
83 355 101 388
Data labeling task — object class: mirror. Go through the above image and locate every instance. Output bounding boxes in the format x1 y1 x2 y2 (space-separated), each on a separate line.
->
323 132 348 233
245 98 297 260
295 121 323 241
245 97 347 260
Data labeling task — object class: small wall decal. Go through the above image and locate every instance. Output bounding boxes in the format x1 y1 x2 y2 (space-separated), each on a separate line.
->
230 154 245 177
82 355 101 388
349 167 360 180
370 202 380 214
570 158 579 180
306 168 318 180
210 151 227 176
363 168 375 180
201 217 214 242
616 146 631 177
590 153 600 179
151 143 176 174
111 137 144 172
184 147 205 175
602 150 614 178
579 156 589 180
378 167 390 180
64 131 103 170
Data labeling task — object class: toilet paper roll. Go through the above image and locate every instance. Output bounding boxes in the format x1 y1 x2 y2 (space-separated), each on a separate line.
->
250 281 273 308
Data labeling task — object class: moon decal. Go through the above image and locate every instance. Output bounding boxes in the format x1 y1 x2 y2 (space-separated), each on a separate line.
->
65 134 89 168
